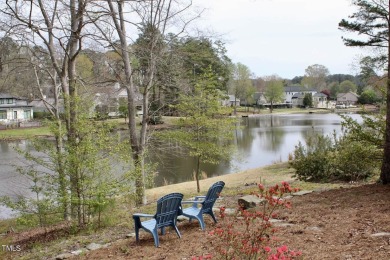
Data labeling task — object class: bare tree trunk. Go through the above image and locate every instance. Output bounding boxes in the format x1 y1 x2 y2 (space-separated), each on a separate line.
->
380 11 390 184
196 156 201 193
95 0 199 204
381 94 390 183
67 0 87 225
33 66 70 220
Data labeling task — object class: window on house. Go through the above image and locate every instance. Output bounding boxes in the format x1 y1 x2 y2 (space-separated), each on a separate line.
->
0 99 4 104
0 110 6 119
24 110 31 119
7 99 13 104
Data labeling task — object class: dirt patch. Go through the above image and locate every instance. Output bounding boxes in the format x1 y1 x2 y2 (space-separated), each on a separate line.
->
3 183 390 259
78 183 390 259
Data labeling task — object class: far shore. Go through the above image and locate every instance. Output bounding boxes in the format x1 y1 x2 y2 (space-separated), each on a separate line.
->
0 105 374 141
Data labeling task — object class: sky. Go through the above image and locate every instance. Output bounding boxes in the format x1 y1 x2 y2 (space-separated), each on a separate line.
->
193 0 365 79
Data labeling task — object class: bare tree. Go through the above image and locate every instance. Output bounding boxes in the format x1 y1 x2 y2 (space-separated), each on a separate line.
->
1 0 91 224
90 0 200 204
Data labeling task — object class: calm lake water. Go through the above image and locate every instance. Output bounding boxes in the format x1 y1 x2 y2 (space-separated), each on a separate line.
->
149 112 361 186
0 112 360 218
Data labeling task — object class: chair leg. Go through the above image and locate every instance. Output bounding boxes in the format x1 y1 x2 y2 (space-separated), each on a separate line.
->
209 211 218 223
199 220 205 230
152 229 160 247
173 225 181 238
134 226 140 243
197 215 205 230
133 216 141 243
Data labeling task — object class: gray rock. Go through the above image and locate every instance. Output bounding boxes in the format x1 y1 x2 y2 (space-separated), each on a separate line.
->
306 226 322 232
371 232 390 237
273 222 294 227
86 243 103 251
102 243 112 248
71 249 84 255
269 219 283 223
55 253 74 259
224 208 237 216
292 190 313 196
126 233 136 238
238 195 265 209
177 215 190 222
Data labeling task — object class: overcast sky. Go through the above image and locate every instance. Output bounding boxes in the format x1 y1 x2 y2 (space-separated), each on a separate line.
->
194 0 364 79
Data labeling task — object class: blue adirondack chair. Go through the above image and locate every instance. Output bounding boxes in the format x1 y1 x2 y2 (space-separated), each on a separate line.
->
181 181 225 230
133 193 183 247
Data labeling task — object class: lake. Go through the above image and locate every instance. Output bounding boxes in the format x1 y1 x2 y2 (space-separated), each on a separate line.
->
0 112 360 218
149 112 361 186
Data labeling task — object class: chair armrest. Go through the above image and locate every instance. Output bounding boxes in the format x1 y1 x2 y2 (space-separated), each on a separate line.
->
182 196 205 204
182 200 203 209
182 200 202 204
194 196 206 201
133 213 154 218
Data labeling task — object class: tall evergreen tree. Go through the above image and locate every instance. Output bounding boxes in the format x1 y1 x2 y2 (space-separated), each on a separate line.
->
339 0 390 184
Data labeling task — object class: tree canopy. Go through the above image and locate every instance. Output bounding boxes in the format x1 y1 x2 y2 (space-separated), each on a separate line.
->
301 64 330 90
264 76 284 113
339 0 390 184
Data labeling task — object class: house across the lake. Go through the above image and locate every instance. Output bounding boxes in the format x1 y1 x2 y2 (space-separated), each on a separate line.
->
253 87 327 108
0 93 34 126
222 95 240 107
337 92 359 106
94 83 143 117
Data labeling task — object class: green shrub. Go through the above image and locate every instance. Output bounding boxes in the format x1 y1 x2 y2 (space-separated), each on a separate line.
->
331 139 380 181
33 111 52 119
290 141 332 182
290 123 382 182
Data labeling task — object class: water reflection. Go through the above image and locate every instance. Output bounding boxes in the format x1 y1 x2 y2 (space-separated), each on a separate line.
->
148 113 361 186
0 113 360 195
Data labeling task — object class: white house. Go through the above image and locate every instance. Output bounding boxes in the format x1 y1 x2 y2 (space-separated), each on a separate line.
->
253 92 267 105
29 96 65 113
337 92 359 105
291 93 306 107
284 86 317 104
313 93 328 108
94 83 144 117
0 93 33 123
222 95 240 107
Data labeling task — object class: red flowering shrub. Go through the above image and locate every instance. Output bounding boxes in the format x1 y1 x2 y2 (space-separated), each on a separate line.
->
206 181 302 260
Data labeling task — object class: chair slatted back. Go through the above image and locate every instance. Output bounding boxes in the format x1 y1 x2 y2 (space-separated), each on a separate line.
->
201 181 225 214
155 193 183 228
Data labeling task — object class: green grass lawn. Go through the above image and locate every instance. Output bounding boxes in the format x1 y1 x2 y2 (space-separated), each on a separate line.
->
0 127 52 140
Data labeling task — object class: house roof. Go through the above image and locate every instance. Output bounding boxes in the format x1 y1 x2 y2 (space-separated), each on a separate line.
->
284 86 302 92
29 98 63 107
228 95 238 102
337 92 359 98
314 93 327 97
284 86 316 93
253 92 264 100
291 93 305 99
0 93 18 99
